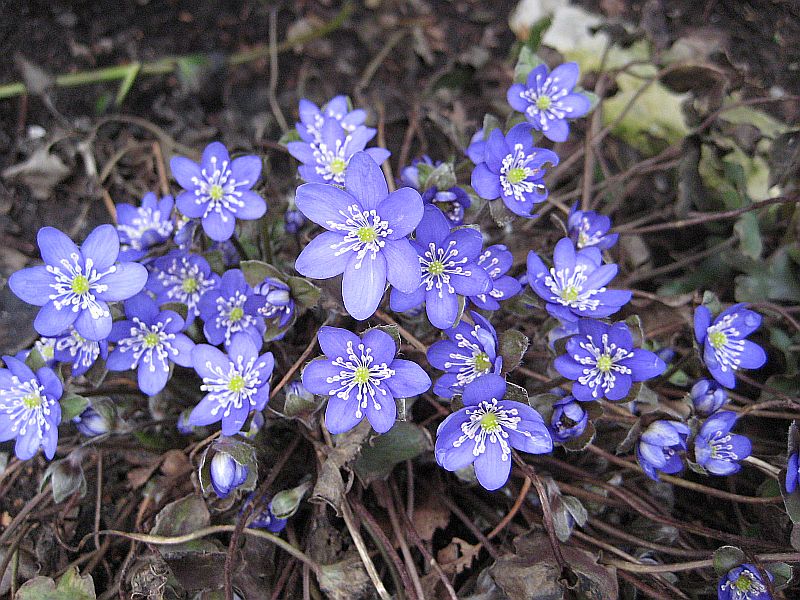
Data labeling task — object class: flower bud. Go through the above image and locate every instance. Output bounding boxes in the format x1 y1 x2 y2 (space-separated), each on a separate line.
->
549 397 588 443
690 379 727 416
72 406 109 437
209 451 249 499
284 209 306 234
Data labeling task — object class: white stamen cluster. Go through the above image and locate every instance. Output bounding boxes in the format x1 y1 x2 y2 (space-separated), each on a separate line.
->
575 217 603 248
156 256 217 317
420 241 470 298
544 263 604 311
520 71 571 131
720 569 767 600
47 253 114 319
191 156 249 220
200 354 264 418
574 333 633 398
327 204 392 269
214 291 257 346
54 329 100 370
114 316 179 373
706 313 745 373
117 206 173 250
499 144 546 202
444 330 493 387
313 139 350 184
0 376 54 438
452 398 531 461
325 341 395 419
707 430 739 462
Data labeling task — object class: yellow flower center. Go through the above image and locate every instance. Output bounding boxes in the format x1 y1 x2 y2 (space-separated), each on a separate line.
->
22 393 42 410
210 184 224 201
143 333 160 348
536 95 552 110
357 226 377 243
72 275 90 294
734 575 753 592
474 352 492 373
182 277 198 293
329 158 347 175
480 412 500 432
228 374 246 393
709 331 728 349
561 286 580 303
506 167 527 184
428 260 445 276
596 354 613 372
41 346 54 360
229 307 244 322
353 366 371 384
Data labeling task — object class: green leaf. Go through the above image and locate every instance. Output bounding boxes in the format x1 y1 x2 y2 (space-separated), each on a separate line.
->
421 162 457 192
114 62 141 107
366 324 401 352
505 381 529 405
25 348 47 371
16 567 96 600
270 480 313 519
42 458 86 504
240 259 285 287
735 248 800 303
701 290 722 315
160 301 188 321
352 422 432 485
60 393 90 421
481 114 502 138
278 128 301 146
766 562 793 588
513 45 545 84
149 493 215 553
734 212 762 260
287 276 322 308
713 546 746 576
498 329 529 375
525 16 553 53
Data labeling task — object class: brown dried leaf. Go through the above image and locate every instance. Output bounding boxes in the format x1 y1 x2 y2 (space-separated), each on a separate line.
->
437 537 480 575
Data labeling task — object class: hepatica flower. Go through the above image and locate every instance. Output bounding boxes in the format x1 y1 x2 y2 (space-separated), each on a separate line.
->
694 411 751 476
209 450 249 499
0 356 62 460
116 192 174 261
471 123 559 217
302 326 431 435
53 326 108 377
695 303 766 389
147 250 220 325
527 238 631 322
107 293 195 396
294 152 424 320
245 277 295 335
567 204 618 250
297 95 367 143
190 333 274 435
198 269 265 349
787 451 800 494
555 319 666 401
470 244 522 311
288 118 390 186
435 374 552 490
9 225 148 340
718 564 772 600
690 378 728 416
507 62 591 143
549 396 588 443
171 142 266 242
390 205 491 329
636 420 689 481
427 311 501 398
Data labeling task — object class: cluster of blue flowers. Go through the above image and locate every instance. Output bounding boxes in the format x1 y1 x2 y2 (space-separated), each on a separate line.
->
1 56 772 532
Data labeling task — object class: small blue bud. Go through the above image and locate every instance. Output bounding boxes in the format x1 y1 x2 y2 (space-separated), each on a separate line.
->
209 452 249 499
690 379 728 416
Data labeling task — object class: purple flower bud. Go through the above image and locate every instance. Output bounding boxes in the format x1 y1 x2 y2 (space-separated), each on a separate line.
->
787 452 799 495
209 451 249 499
285 380 314 404
243 493 287 533
284 208 306 234
73 406 109 437
654 347 676 365
549 397 588 443
690 379 728 416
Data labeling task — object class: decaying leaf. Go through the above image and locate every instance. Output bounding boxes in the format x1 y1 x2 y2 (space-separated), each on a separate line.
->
16 567 96 600
2 147 71 200
438 537 481 575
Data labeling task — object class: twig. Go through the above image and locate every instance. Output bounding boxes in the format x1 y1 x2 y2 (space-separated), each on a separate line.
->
624 238 736 285
398 103 420 176
440 495 501 560
268 8 289 134
488 475 530 539
340 499 392 600
605 552 800 574
101 189 118 224
376 481 425 600
374 310 428 353
377 103 395 192
152 141 171 196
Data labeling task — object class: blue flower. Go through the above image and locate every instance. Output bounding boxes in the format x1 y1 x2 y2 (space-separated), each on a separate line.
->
189 333 275 436
53 326 108 377
507 62 591 142
466 128 486 164
434 374 552 490
471 124 559 217
427 311 501 398
302 326 431 434
244 277 295 336
210 449 249 499
694 411 751 476
171 142 267 242
243 493 287 532
695 303 767 389
294 152 424 321
297 95 368 143
399 156 471 226
0 356 62 460
9 225 148 341
690 379 728 416
390 205 492 329
527 238 631 322
198 269 265 350
116 192 175 261
567 203 618 250
555 319 666 401
635 420 689 481
147 250 221 326
284 208 306 234
787 452 799 494
470 244 522 311
549 396 588 443
718 563 772 600
107 293 195 396
288 118 391 186
73 403 110 437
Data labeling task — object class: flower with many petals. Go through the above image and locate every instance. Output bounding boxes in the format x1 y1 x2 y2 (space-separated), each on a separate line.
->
390 205 492 329
171 142 266 242
527 238 631 323
116 192 174 261
694 411 751 476
435 374 552 490
148 250 221 326
507 62 591 142
107 293 195 396
53 326 108 377
189 333 274 435
302 326 431 435
471 124 559 217
0 356 62 460
198 269 265 350
695 303 766 389
636 420 689 481
9 225 148 340
427 311 501 398
296 95 368 143
567 204 618 250
470 244 522 311
555 319 666 401
294 152 424 320
718 563 772 600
